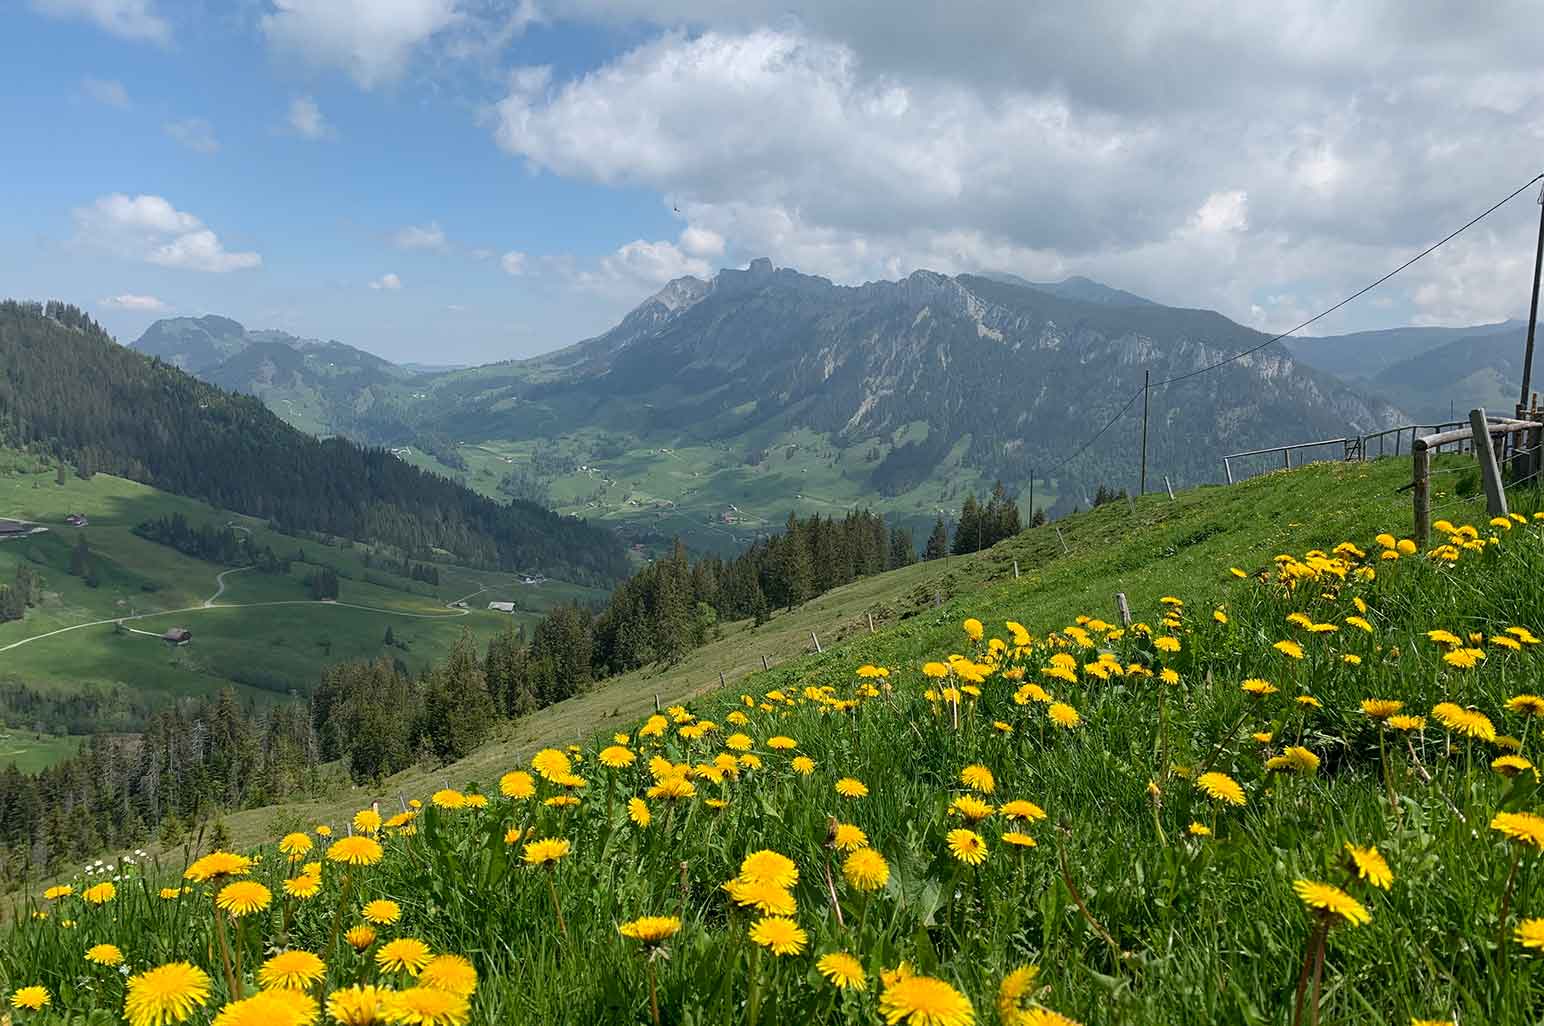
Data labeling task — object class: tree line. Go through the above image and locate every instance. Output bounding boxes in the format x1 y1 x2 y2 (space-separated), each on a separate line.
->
0 563 41 624
0 691 321 889
133 513 290 573
0 300 629 586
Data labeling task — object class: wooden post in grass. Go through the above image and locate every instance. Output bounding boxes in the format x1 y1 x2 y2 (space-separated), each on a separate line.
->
1055 526 1070 553
1411 440 1431 552
654 694 660 712
761 655 769 671
1470 408 1510 518
811 631 822 654
1223 456 1234 484
1116 593 1132 628
867 612 875 634
719 671 726 688
1013 560 1020 579
1164 475 1175 501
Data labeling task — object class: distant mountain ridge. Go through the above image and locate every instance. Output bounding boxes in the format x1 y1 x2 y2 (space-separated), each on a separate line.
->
132 315 416 438
974 271 1158 308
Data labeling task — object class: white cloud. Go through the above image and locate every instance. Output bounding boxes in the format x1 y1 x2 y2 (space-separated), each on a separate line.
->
82 77 130 108
30 0 169 43
370 272 404 290
469 247 495 260
73 193 261 272
489 11 1544 330
260 0 461 88
164 118 219 155
101 293 167 311
575 235 712 299
500 250 527 275
393 222 447 250
287 96 333 140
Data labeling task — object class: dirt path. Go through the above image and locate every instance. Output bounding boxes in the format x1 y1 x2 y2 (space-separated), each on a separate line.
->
0 598 469 655
205 565 253 607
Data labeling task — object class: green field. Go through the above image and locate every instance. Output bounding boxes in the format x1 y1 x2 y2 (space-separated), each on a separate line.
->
0 728 86 773
0 462 608 766
8 454 1540 1023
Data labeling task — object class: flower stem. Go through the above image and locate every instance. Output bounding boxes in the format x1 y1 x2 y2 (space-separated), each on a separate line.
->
211 895 237 1000
746 945 764 1026
1292 912 1330 1026
646 957 661 1026
1498 845 1523 969
546 868 568 940
1377 726 1400 818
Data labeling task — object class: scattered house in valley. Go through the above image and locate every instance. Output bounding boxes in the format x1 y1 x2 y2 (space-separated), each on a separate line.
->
0 519 29 537
487 601 517 613
518 574 547 586
161 627 192 645
65 513 88 527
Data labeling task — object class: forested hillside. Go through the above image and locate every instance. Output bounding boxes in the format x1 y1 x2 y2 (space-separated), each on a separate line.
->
0 301 629 585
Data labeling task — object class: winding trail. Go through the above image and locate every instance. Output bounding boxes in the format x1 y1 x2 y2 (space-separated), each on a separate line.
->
205 565 253 607
0 597 469 655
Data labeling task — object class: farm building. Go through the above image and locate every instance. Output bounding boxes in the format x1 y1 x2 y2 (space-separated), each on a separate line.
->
487 601 517 613
162 627 192 645
0 519 28 536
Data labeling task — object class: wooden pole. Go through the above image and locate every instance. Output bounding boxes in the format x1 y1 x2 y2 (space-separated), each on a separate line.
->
1115 593 1132 628
654 694 660 712
866 612 875 634
811 631 822 654
1470 408 1510 518
1519 182 1544 411
761 654 769 671
1028 473 1034 526
1412 441 1430 552
1054 526 1070 553
719 671 726 688
1013 559 1019 579
1223 457 1234 484
1139 369 1150 495
1164 475 1175 501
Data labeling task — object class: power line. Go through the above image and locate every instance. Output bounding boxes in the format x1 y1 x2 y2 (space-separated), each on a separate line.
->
1042 170 1544 480
1151 170 1544 389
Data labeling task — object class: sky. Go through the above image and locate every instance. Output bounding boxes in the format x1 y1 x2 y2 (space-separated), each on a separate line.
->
4 1 1544 365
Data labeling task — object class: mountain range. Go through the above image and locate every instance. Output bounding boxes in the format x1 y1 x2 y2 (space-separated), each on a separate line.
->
129 262 1533 553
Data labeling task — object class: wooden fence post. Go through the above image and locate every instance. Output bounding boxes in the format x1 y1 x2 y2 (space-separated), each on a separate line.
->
1115 593 1132 628
1470 407 1509 518
1013 560 1020 579
811 631 822 654
1223 457 1234 484
867 612 875 634
1054 527 1070 553
1412 441 1430 552
761 655 769 671
719 671 726 688
1164 475 1175 501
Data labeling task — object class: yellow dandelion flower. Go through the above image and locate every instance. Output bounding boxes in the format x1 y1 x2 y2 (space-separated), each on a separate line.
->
419 954 478 999
963 618 984 642
257 949 326 990
1493 754 1537 778
11 986 50 1011
1516 918 1544 950
278 833 313 859
499 771 536 799
522 838 571 866
598 745 636 768
283 874 322 899
996 965 1038 1024
123 962 212 1026
325 986 388 1026
628 797 651 827
1241 678 1278 696
1273 640 1304 660
842 848 890 892
960 764 996 794
1296 695 1323 709
748 916 808 956
381 985 469 1026
739 849 798 888
1387 714 1425 732
946 828 988 866
82 882 117 905
1047 702 1081 728
1491 811 1544 850
879 974 975 1026
1343 843 1392 890
817 952 867 991
1507 694 1544 717
215 881 271 918
184 851 253 883
327 836 384 867
835 777 869 798
376 937 434 976
353 809 383 835
949 795 995 822
43 885 73 900
618 916 681 946
86 943 124 966
1002 831 1037 849
723 877 798 915
832 822 868 851
1195 772 1245 806
345 925 377 951
362 899 401 925
1188 822 1211 837
999 799 1047 822
1292 880 1370 926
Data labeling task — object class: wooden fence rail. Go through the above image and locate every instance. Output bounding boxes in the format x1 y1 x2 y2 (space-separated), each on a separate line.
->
1412 409 1543 549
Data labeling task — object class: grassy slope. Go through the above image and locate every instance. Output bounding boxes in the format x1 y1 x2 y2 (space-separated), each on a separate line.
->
194 454 1461 849
0 465 608 765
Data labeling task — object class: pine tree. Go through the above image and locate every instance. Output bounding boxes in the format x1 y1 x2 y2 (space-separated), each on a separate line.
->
924 516 949 560
888 526 915 568
952 495 981 555
420 629 494 761
383 625 395 647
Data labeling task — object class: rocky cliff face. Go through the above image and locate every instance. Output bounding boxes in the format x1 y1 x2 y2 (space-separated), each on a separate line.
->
433 261 1402 494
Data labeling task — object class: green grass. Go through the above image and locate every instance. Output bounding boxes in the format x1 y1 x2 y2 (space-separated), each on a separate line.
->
6 454 1542 1023
0 462 608 762
0 729 86 772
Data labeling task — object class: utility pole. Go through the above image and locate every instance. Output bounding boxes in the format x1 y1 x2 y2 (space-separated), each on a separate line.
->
1520 181 1544 416
1139 369 1150 495
1028 472 1034 526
